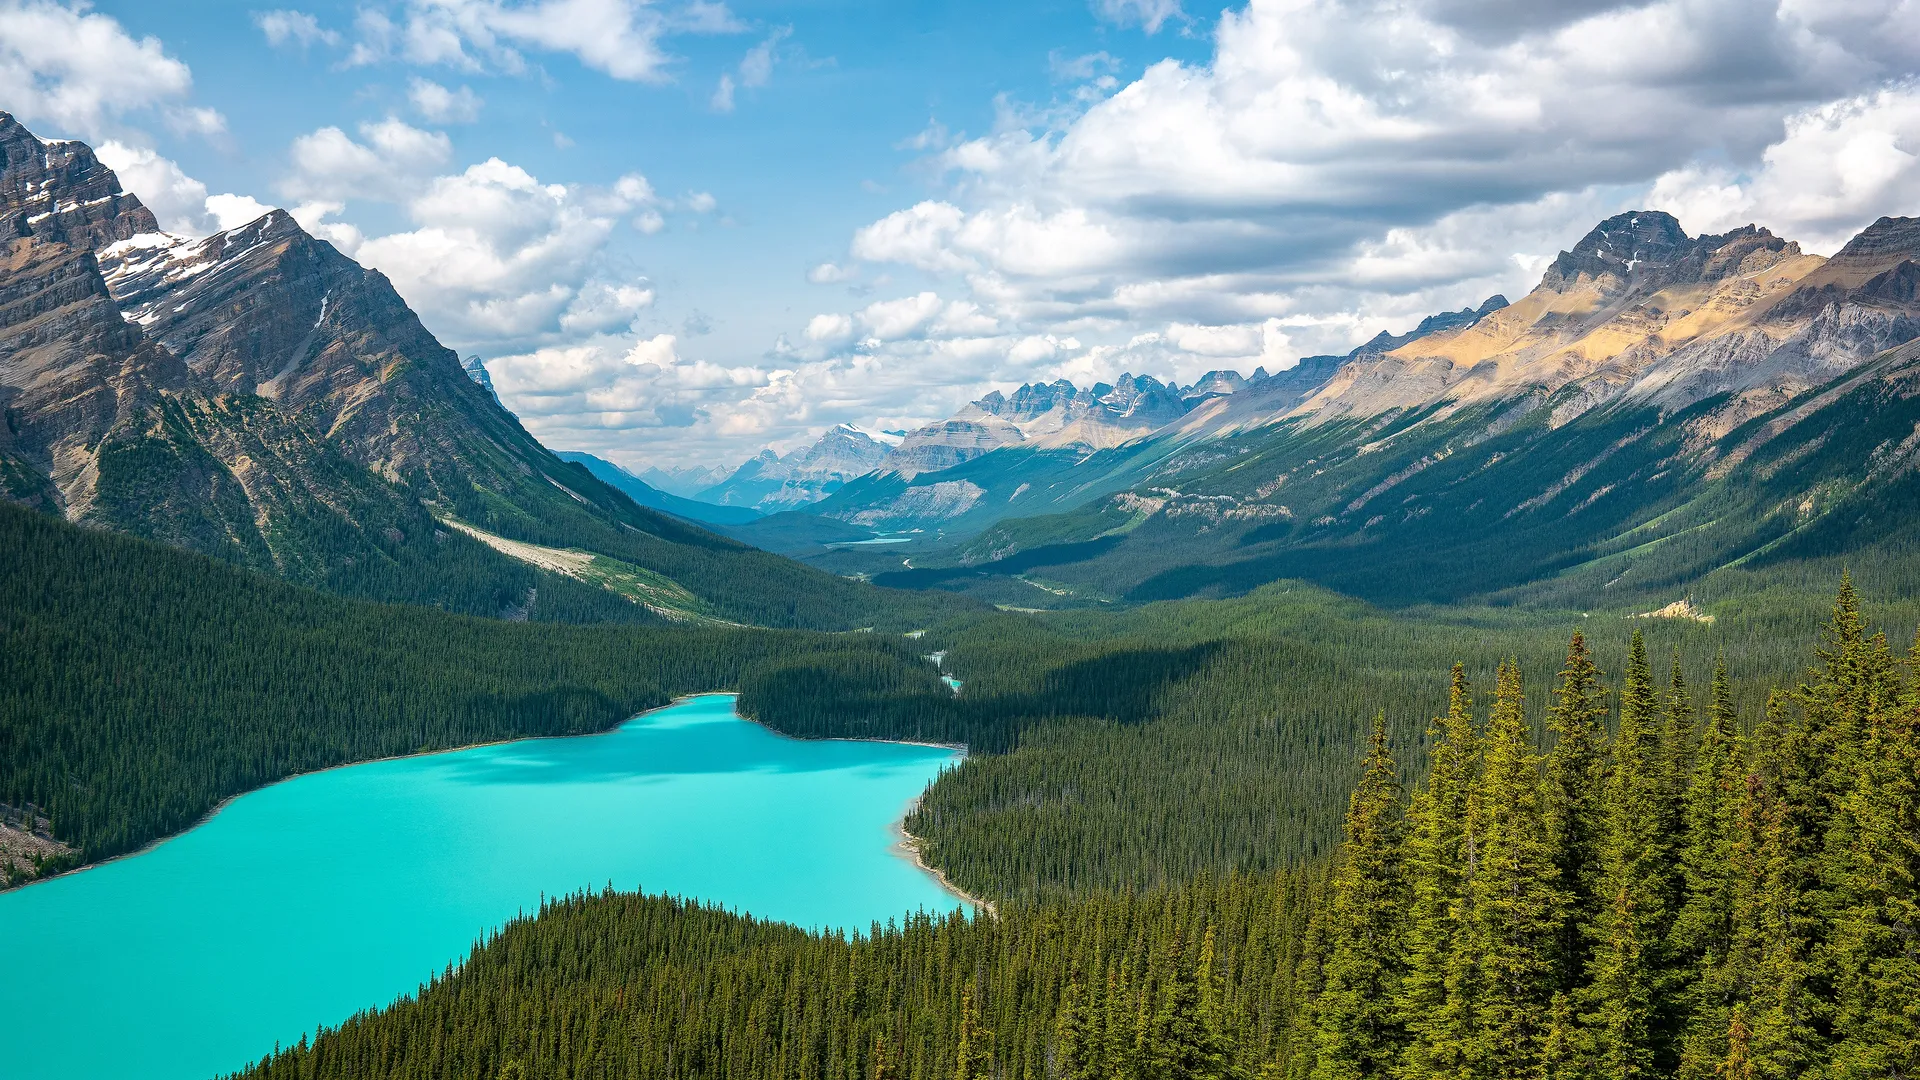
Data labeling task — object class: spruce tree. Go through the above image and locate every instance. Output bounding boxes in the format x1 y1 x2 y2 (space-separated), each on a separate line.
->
1313 713 1408 1080
1584 631 1682 1079
956 981 995 1080
1671 655 1744 1080
1469 660 1563 1079
1145 928 1240 1080
1398 667 1479 1080
1827 653 1920 1078
1543 632 1608 994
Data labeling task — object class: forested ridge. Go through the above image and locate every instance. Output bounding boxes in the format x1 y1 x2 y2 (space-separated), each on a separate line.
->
233 577 1920 1080
0 502 950 875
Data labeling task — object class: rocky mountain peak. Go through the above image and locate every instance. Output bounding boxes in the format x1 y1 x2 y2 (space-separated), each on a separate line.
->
1540 211 1797 298
0 112 156 249
1826 215 1920 264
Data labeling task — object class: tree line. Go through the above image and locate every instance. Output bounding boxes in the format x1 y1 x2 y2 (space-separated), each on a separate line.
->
235 576 1916 1080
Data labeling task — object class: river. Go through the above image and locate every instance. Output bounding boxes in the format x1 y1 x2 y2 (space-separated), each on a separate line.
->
0 694 963 1080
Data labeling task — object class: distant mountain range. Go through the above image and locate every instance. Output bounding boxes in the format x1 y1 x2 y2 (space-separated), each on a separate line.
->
0 114 923 630
818 209 1920 610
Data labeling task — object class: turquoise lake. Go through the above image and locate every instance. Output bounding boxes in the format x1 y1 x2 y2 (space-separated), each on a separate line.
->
0 694 964 1080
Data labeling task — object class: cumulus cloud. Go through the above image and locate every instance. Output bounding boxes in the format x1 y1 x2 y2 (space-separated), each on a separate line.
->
787 0 1920 417
408 77 483 122
282 117 453 203
0 0 219 140
95 141 276 237
323 157 663 349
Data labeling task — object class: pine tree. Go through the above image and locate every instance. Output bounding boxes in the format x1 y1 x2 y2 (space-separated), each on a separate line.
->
1827 655 1920 1078
1398 667 1478 1080
1144 928 1240 1080
956 981 995 1080
1470 660 1564 1079
1584 631 1681 1079
1313 713 1408 1080
1672 655 1744 1080
1538 992 1577 1080
1543 632 1608 993
1663 651 1696 807
1057 976 1100 1080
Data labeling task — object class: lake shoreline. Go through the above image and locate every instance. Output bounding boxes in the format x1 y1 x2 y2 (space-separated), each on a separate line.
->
12 692 976 902
6 692 730 894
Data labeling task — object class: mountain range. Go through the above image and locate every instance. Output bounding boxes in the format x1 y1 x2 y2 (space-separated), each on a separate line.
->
7 110 1920 628
0 114 921 630
787 210 1920 612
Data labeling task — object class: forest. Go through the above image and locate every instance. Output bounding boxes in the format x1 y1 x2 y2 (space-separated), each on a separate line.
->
231 577 1920 1080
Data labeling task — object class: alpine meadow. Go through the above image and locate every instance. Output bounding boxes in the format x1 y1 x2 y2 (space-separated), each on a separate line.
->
5 3 1920 1080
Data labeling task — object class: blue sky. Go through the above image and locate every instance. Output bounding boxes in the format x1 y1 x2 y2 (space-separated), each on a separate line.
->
6 0 1920 470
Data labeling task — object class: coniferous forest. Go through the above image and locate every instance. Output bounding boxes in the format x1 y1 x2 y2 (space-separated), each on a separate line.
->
222 576 1920 1080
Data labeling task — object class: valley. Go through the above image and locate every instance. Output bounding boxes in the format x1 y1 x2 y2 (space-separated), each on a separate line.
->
2 70 1919 1080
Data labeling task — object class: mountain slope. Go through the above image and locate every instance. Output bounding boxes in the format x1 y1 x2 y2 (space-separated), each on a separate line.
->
0 115 933 629
876 212 1920 610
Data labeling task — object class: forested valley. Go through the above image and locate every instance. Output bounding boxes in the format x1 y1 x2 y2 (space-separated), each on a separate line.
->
232 579 1920 1079
9 490 1920 1080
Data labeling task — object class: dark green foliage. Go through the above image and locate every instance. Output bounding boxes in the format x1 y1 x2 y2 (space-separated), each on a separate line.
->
227 575 1920 1080
0 502 950 865
232 874 1319 1080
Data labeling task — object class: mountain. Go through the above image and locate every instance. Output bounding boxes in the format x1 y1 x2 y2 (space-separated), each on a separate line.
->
700 423 901 510
872 210 1920 610
0 114 930 630
885 373 1192 479
805 301 1510 540
555 451 761 526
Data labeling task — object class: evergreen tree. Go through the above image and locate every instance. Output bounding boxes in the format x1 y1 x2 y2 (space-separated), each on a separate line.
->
1584 631 1681 1079
1057 976 1099 1080
1313 713 1408 1080
957 981 995 1080
1398 667 1479 1079
1470 660 1563 1079
1672 655 1744 1080
1827 655 1920 1078
1144 929 1240 1080
1542 632 1608 993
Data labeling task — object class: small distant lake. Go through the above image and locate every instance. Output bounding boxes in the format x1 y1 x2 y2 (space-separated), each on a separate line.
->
0 695 963 1080
830 537 916 546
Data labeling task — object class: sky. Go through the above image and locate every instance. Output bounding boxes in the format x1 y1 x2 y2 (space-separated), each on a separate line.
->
4 0 1920 473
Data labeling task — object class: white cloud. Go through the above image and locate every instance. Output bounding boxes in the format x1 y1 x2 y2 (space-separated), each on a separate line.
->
95 141 275 237
205 193 276 232
0 0 216 140
710 73 735 112
408 77 483 122
751 0 1920 453
1650 86 1920 253
684 190 717 213
95 141 209 232
282 117 453 203
805 313 854 343
255 10 339 48
857 291 944 341
337 156 661 349
807 261 858 284
344 0 746 84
